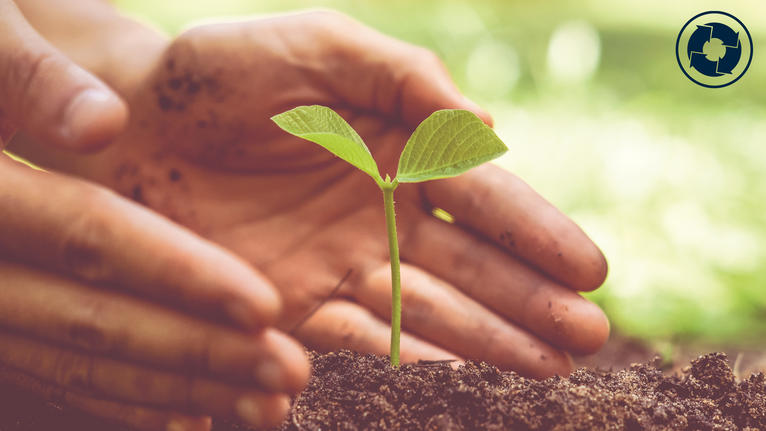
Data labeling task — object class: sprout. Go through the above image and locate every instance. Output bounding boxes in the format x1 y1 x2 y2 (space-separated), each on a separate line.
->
272 105 507 366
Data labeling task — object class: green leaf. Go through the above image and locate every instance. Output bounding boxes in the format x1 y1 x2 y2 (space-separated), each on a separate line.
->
396 110 507 183
271 105 382 182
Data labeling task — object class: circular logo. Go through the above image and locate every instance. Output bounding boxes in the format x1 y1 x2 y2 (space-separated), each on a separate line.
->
676 11 753 88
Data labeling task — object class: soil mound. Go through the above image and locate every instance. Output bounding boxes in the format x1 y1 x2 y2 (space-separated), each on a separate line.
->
2 350 764 430
273 350 766 431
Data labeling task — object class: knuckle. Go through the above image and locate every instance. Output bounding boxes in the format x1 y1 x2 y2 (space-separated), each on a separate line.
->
396 213 424 258
156 248 198 290
411 46 443 69
165 27 207 69
163 35 199 74
400 270 436 326
453 243 487 292
0 115 16 144
1 48 59 114
183 377 211 412
303 10 362 43
58 186 118 282
67 298 115 353
68 320 109 352
477 322 503 360
336 315 360 347
175 22 216 47
463 178 494 220
307 9 353 25
53 349 95 393
181 333 214 375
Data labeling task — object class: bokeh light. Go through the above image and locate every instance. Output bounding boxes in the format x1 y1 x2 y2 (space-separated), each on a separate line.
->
546 21 601 84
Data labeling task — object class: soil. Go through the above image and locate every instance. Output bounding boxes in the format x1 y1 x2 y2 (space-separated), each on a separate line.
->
2 344 766 431
267 350 766 431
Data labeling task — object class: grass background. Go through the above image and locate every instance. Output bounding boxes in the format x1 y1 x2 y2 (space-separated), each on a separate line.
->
113 0 766 347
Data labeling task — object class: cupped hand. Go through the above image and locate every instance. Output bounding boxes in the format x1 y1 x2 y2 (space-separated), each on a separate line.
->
17 11 610 380
0 153 310 430
0 3 308 428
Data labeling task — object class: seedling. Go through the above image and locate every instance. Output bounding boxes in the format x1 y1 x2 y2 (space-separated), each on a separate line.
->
272 105 507 366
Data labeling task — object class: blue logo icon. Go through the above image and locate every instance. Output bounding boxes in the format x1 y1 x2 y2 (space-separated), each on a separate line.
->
676 11 753 88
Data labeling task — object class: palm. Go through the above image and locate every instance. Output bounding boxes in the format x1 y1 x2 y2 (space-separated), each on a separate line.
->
122 115 420 331
100 78 433 350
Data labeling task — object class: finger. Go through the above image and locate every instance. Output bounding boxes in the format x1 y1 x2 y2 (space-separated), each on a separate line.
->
355 263 572 378
0 156 281 330
301 11 492 127
0 261 309 393
402 212 610 355
0 0 127 150
0 364 211 431
293 299 458 364
421 163 608 291
0 117 14 146
0 331 290 429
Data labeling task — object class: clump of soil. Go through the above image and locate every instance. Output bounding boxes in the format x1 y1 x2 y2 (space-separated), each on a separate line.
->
271 350 766 431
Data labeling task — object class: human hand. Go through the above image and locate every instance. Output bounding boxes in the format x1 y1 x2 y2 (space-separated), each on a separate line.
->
0 3 308 427
0 154 310 430
0 0 127 151
14 10 609 380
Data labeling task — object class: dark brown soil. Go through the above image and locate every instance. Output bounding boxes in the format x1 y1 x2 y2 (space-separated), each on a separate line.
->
2 349 766 431
268 350 766 431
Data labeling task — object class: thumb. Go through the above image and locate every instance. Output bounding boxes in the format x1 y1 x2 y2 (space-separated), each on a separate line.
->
0 0 127 151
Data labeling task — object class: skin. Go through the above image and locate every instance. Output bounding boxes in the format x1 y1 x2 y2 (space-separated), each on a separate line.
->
0 1 308 429
5 2 611 430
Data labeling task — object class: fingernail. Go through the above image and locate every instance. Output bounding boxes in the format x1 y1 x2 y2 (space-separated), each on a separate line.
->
235 396 263 427
225 301 258 330
62 88 120 146
254 359 284 391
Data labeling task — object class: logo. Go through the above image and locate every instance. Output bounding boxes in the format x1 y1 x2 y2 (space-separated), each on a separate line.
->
676 11 753 88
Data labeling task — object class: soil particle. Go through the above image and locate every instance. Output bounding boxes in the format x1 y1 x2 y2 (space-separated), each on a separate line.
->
499 230 516 248
156 93 175 111
131 184 144 204
168 168 182 182
187 80 201 94
167 77 183 90
114 162 138 180
154 67 223 113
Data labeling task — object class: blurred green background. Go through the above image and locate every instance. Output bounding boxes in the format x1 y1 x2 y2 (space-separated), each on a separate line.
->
113 0 766 347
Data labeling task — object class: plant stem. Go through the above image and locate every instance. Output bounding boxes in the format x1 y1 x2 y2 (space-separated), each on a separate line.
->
381 179 401 367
